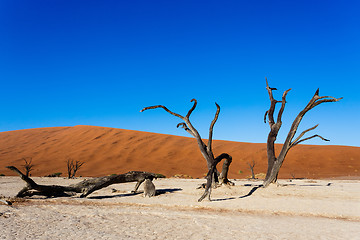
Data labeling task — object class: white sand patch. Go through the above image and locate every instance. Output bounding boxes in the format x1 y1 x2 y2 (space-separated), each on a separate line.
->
1 177 359 239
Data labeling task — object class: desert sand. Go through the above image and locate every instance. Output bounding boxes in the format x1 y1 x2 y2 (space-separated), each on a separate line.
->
0 125 359 179
1 126 360 239
1 176 359 239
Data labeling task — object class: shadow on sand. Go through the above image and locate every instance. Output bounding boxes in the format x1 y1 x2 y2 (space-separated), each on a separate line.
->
238 186 262 199
200 181 334 202
156 188 182 196
210 185 263 202
88 188 182 199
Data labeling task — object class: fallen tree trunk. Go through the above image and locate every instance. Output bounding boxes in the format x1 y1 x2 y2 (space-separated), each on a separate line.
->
6 166 162 198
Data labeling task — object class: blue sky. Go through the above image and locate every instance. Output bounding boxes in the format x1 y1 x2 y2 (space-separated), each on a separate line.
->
0 0 359 147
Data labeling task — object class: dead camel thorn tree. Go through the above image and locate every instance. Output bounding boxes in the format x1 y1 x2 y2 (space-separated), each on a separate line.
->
66 158 84 179
263 78 342 187
247 160 256 179
22 157 34 177
141 99 233 202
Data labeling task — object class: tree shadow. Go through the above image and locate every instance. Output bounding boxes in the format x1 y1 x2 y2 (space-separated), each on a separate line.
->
202 182 333 202
156 188 182 196
206 184 263 202
299 184 322 187
238 185 262 199
88 188 182 199
88 192 142 199
211 197 237 202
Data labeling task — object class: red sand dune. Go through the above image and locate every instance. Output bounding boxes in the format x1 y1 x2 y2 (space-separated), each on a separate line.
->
0 125 359 179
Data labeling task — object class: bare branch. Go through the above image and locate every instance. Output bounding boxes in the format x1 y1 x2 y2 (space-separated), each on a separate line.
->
290 124 319 148
264 110 268 123
311 97 343 109
140 105 184 119
186 99 197 118
265 78 280 126
315 88 320 96
6 166 38 188
291 134 329 147
207 102 220 152
72 160 85 178
22 157 35 177
266 77 277 91
276 89 291 124
176 122 195 137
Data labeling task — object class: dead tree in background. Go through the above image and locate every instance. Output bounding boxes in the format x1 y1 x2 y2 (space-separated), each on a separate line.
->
141 99 233 202
7 166 162 198
22 157 34 177
66 158 84 178
263 78 342 187
247 160 256 179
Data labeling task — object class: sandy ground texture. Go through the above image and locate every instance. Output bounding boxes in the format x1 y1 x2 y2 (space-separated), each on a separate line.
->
0 177 359 239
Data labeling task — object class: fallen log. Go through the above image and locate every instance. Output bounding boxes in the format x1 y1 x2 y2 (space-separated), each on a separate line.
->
6 166 163 198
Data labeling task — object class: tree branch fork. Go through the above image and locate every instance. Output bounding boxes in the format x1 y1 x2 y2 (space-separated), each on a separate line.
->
141 99 233 201
263 78 342 186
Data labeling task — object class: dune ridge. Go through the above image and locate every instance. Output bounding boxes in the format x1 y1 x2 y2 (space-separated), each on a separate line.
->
0 125 359 179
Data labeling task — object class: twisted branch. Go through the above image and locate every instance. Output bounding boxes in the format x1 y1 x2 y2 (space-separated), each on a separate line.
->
276 89 291 124
290 124 319 148
291 134 329 147
186 99 197 118
198 153 232 202
140 105 184 119
207 102 220 153
176 122 195 137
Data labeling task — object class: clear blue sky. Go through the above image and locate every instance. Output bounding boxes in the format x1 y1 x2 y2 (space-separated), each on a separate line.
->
0 0 359 147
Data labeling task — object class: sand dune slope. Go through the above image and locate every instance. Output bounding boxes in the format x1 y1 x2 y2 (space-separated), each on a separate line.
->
0 125 359 179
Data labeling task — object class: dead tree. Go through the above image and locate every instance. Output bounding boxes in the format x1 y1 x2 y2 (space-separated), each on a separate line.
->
247 160 256 179
263 78 342 187
141 99 233 202
66 158 84 178
22 157 34 177
7 166 162 198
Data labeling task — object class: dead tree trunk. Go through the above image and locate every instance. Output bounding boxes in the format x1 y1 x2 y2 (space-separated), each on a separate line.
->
247 160 256 179
7 166 162 198
263 78 342 187
141 99 233 202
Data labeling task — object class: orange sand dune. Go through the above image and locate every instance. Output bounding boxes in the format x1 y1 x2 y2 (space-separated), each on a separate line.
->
0 125 359 179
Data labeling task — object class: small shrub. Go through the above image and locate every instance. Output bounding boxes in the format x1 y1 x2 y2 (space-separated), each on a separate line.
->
173 174 192 179
154 173 166 178
45 172 62 177
254 173 266 179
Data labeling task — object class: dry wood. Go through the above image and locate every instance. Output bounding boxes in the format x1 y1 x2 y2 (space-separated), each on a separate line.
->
141 99 233 201
263 78 342 187
247 160 256 179
22 157 34 177
66 158 85 179
6 166 162 198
